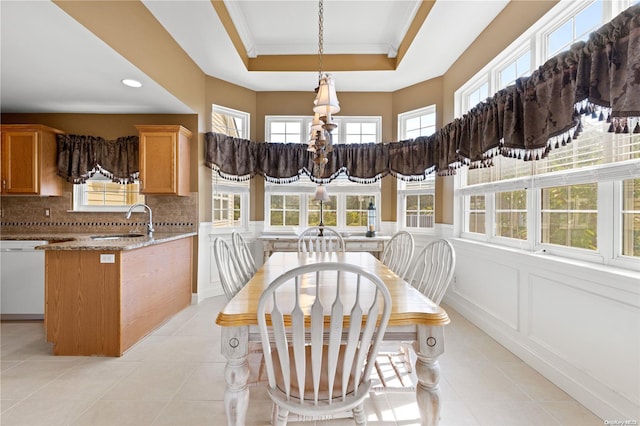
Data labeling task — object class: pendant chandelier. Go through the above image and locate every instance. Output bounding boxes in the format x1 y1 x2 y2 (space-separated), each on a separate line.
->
308 0 340 178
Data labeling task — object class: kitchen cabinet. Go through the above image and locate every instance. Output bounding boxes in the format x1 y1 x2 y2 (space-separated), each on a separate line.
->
136 124 192 196
45 236 193 356
0 124 64 196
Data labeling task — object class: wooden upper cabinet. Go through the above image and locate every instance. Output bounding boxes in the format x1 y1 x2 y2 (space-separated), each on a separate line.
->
136 125 192 196
0 124 64 196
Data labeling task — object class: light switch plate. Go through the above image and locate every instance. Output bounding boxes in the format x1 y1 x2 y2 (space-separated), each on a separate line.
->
100 254 115 263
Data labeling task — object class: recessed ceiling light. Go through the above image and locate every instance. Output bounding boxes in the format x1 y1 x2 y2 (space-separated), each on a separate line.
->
121 79 142 88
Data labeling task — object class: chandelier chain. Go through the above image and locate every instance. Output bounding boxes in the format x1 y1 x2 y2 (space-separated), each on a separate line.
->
318 0 324 81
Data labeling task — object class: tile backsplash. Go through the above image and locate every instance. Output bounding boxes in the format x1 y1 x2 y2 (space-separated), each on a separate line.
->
0 192 198 235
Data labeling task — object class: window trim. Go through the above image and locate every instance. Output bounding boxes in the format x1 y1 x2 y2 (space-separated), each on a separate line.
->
263 187 380 233
265 115 382 145
71 174 144 213
210 104 251 232
397 105 436 140
264 115 382 233
397 105 437 233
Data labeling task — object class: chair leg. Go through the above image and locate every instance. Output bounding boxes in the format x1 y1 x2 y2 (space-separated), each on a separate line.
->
271 403 288 426
401 342 413 373
353 404 367 425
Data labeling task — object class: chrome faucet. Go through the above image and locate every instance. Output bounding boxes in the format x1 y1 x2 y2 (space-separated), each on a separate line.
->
126 203 155 235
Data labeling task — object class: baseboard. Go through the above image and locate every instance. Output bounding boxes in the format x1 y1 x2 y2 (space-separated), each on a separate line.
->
195 287 223 303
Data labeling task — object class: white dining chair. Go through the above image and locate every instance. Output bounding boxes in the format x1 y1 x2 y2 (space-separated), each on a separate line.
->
257 262 392 425
407 239 456 305
376 239 456 381
232 231 257 283
297 226 345 254
213 237 246 301
386 239 456 376
380 231 415 279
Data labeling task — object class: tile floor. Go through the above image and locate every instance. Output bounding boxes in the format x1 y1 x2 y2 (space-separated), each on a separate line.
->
0 296 603 426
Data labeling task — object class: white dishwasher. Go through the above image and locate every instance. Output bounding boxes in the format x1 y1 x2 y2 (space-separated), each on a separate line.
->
0 240 46 320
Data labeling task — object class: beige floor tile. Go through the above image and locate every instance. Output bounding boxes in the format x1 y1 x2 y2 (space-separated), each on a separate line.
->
363 392 396 423
0 398 96 426
0 334 52 361
70 400 168 426
0 359 80 399
0 399 21 413
0 321 44 336
245 396 277 425
467 401 561 426
385 391 423 424
495 361 573 402
540 401 604 426
151 399 226 425
100 361 196 401
0 360 21 372
29 358 141 400
445 361 532 403
173 312 224 337
0 296 609 426
439 400 481 426
150 304 201 337
172 362 227 401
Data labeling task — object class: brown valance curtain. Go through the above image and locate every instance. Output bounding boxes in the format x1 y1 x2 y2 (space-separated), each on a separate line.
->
56 134 139 183
206 5 640 183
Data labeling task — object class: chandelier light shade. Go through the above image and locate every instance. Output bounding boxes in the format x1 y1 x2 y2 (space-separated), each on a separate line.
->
313 184 330 202
313 74 340 120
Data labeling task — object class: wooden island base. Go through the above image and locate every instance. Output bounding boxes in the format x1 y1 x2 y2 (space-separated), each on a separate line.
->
45 237 192 356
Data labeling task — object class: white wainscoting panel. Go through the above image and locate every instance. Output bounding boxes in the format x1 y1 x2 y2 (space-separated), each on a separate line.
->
444 238 640 421
528 274 640 410
449 242 520 331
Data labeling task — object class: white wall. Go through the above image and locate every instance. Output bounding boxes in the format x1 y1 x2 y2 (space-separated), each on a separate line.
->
443 238 640 421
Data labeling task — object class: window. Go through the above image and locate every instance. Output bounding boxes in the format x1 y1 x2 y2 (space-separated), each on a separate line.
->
460 117 640 262
398 105 436 140
345 122 377 144
308 195 337 226
265 185 378 231
498 50 532 89
345 195 371 227
465 195 486 234
264 115 381 232
546 0 602 57
495 190 527 240
622 178 640 257
270 194 301 226
541 184 597 250
211 105 250 229
466 82 489 112
456 0 640 268
73 173 145 212
270 121 303 143
265 115 382 145
397 106 437 231
212 105 246 137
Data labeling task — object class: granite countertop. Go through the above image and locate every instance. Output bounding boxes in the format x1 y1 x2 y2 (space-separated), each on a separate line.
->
0 232 197 251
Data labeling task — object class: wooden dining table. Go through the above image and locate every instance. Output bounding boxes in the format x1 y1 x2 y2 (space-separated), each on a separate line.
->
215 251 450 426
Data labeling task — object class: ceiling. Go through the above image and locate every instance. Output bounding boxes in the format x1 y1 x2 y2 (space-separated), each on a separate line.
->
0 0 509 115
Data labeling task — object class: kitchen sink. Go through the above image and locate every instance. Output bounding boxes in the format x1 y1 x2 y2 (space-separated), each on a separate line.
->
90 233 146 240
